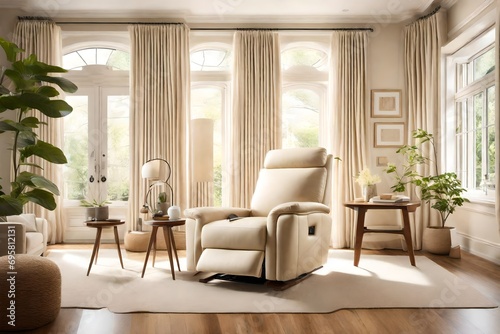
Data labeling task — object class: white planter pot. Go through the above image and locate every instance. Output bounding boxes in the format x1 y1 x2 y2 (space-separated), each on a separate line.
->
86 206 109 221
362 184 377 202
422 226 453 255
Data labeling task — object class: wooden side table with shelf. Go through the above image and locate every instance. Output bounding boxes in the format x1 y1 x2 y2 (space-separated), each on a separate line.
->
344 201 420 267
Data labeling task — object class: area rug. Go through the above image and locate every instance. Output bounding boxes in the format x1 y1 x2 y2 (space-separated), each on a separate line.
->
46 249 497 313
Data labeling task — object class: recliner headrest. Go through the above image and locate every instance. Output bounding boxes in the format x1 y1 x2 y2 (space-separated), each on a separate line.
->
263 147 327 169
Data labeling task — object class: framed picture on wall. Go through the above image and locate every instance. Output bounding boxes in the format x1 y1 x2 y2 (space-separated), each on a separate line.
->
374 122 405 147
371 89 402 118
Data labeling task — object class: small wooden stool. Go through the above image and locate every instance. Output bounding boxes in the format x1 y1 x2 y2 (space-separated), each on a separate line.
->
141 219 185 280
85 220 125 276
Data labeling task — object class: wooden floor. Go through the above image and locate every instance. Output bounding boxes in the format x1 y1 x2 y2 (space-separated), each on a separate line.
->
29 245 499 334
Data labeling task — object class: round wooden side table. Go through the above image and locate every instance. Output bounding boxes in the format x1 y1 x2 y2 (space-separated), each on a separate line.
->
85 219 125 276
141 219 186 280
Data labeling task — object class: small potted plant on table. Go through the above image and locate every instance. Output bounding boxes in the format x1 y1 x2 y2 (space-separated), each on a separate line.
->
81 198 111 221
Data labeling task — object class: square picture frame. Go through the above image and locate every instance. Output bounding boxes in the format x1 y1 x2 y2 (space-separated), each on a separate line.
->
374 122 405 148
376 156 389 167
371 89 402 118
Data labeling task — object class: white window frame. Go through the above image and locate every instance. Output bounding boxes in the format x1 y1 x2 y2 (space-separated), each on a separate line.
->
444 27 496 205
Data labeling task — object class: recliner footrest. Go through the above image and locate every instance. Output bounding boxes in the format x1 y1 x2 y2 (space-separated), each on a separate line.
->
196 249 264 278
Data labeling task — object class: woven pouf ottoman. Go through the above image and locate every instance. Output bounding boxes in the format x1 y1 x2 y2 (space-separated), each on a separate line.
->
0 255 61 331
124 230 186 252
124 230 168 252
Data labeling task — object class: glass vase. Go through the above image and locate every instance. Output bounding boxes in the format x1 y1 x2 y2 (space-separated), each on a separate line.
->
362 184 377 202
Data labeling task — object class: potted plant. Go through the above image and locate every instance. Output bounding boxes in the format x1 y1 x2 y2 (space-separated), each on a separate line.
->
385 129 468 254
156 191 169 215
0 37 78 219
80 198 111 221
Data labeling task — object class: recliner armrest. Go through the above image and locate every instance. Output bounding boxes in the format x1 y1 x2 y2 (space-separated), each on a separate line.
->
268 202 330 220
184 207 251 223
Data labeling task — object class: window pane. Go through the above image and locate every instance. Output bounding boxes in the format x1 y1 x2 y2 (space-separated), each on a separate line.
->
191 87 223 206
474 92 483 130
107 95 130 201
282 88 320 148
457 63 467 90
456 133 465 183
107 50 130 70
473 48 495 82
474 93 483 188
487 86 495 126
96 48 112 65
62 52 86 70
282 47 327 71
63 96 89 200
487 86 496 178
456 100 464 133
190 49 230 71
78 48 97 65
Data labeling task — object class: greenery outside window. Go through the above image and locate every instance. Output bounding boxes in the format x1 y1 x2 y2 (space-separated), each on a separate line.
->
454 45 495 200
281 43 328 148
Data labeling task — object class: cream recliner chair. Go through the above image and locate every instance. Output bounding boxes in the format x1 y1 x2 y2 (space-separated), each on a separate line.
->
184 147 332 284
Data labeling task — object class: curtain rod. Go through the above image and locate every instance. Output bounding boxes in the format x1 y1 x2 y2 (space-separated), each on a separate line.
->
53 20 373 32
415 5 441 21
194 27 373 32
18 16 53 21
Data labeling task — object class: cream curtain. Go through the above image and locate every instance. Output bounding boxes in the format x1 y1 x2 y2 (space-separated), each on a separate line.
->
329 31 368 248
13 18 64 244
128 24 190 230
404 10 445 248
229 30 281 208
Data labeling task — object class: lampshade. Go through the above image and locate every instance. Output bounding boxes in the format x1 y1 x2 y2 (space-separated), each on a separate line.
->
141 160 160 180
191 118 214 182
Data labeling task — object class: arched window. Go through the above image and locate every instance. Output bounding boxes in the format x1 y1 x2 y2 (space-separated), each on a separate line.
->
63 47 130 70
281 47 328 72
281 42 329 148
190 48 231 71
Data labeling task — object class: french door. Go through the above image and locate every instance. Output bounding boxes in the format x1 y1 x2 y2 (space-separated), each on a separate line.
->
63 85 129 241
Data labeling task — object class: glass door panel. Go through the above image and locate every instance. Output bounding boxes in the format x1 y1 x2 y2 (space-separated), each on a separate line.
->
104 88 130 202
63 93 90 202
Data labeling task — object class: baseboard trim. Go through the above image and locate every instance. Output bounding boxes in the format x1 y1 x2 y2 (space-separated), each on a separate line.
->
454 232 500 265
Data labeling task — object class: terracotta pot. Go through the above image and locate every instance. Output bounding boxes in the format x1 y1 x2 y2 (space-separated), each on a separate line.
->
422 226 453 255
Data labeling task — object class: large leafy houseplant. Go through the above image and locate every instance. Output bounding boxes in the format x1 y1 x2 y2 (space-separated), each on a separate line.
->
385 129 468 227
0 37 77 218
